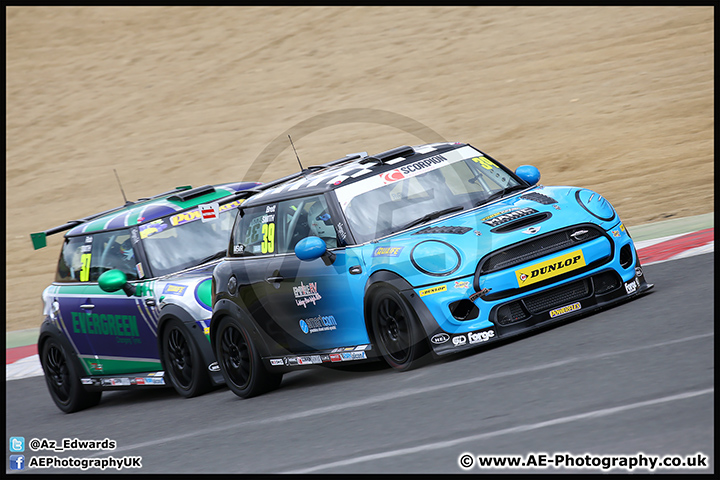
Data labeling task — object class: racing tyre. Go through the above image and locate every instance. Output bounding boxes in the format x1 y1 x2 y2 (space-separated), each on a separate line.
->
161 318 211 398
41 337 101 413
370 288 431 371
214 316 283 398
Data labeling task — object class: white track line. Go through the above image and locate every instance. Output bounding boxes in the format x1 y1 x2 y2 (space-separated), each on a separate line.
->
5 354 43 380
282 387 714 474
90 332 713 457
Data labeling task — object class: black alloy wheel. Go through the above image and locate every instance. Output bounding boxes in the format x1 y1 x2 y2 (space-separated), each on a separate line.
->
214 316 282 398
41 337 101 413
162 319 211 398
370 288 430 371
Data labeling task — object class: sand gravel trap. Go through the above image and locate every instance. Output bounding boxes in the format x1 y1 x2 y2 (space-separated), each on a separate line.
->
6 6 713 332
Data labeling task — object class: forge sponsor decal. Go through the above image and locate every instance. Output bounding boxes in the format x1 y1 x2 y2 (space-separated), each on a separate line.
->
549 302 581 318
468 328 495 344
515 250 586 287
299 315 337 334
624 278 639 294
483 207 539 228
379 154 449 184
70 312 141 343
372 246 404 257
419 285 448 297
162 283 187 296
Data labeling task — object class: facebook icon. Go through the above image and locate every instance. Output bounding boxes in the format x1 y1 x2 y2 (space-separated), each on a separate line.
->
10 454 25 470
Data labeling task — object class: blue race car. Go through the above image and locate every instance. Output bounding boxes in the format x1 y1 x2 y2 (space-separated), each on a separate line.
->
210 142 654 398
32 181 261 412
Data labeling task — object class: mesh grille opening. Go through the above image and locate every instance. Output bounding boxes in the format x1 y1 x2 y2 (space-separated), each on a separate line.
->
496 302 528 325
523 279 591 314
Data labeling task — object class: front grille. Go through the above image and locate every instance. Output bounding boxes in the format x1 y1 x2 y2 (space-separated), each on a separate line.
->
524 278 591 314
492 270 623 327
496 302 528 325
478 225 604 274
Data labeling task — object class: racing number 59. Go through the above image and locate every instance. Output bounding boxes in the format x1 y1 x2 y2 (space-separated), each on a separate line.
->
261 223 275 254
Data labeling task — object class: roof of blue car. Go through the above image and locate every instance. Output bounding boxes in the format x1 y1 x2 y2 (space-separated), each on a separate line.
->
243 142 467 206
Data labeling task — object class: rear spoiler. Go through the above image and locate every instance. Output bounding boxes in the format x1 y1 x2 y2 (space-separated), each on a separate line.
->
29 184 256 250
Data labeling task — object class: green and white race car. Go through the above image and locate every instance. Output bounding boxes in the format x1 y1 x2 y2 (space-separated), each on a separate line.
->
32 181 260 412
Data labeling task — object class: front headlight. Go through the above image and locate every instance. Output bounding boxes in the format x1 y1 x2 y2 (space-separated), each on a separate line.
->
575 189 616 222
49 300 60 321
410 240 461 276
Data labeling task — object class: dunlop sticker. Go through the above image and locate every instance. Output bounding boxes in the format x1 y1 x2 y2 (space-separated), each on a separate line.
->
419 285 448 297
516 250 586 287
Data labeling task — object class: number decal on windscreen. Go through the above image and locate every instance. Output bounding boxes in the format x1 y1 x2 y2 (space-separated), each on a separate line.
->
79 253 91 282
261 222 275 254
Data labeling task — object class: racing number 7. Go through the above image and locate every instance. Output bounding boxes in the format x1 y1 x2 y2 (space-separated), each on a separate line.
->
261 222 275 254
79 253 92 282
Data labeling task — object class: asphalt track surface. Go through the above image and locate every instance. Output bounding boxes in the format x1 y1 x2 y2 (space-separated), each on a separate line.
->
5 253 714 474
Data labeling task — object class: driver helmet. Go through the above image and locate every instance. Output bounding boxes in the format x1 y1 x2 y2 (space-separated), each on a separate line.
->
307 202 335 240
119 239 134 261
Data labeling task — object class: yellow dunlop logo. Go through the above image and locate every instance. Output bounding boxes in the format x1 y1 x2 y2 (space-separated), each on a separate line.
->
549 302 582 318
516 250 586 287
419 285 448 297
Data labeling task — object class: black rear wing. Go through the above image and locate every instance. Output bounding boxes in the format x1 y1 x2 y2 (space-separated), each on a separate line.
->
28 184 253 250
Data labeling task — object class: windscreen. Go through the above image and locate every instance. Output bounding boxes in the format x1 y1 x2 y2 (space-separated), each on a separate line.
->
335 145 523 243
140 200 241 277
